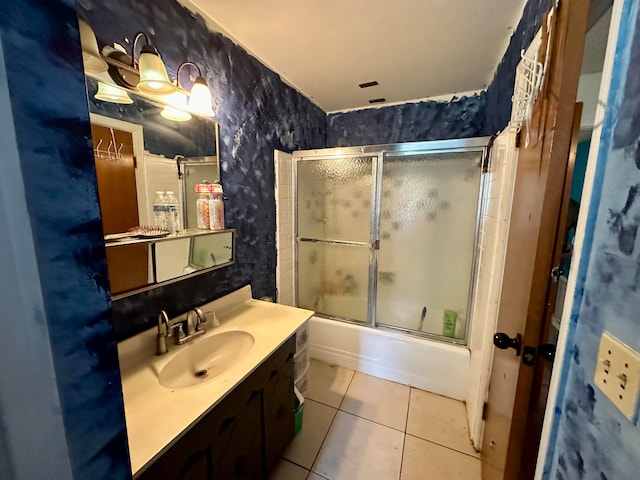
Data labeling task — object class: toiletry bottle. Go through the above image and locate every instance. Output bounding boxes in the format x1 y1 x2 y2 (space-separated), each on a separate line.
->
152 191 167 229
443 309 458 338
209 182 224 230
165 191 180 234
195 183 211 229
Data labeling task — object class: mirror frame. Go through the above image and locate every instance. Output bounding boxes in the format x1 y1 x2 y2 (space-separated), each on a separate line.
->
109 229 236 301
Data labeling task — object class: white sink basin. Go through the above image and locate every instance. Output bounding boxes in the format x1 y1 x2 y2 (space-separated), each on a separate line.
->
158 330 255 389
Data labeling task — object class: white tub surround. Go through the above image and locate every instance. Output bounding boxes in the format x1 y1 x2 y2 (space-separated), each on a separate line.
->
117 286 313 475
309 316 470 400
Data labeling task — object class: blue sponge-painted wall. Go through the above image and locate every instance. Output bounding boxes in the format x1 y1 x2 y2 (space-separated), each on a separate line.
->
484 0 554 134
544 2 640 479
327 93 487 146
0 0 130 478
77 0 327 339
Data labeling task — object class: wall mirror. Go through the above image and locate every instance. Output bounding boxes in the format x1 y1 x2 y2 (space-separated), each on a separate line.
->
84 74 234 298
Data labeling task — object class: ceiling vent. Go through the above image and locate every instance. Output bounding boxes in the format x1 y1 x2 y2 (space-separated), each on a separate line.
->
359 81 379 88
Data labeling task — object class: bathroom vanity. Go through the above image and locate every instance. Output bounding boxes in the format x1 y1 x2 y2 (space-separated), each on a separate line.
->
117 287 313 479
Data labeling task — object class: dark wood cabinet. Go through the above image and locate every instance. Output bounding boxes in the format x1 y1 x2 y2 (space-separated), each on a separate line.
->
136 335 296 480
261 351 295 473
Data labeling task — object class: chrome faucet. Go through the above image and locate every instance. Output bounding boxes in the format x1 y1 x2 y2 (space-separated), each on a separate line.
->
155 308 209 355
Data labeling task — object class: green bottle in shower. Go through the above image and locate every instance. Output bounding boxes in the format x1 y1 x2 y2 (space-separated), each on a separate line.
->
442 309 457 338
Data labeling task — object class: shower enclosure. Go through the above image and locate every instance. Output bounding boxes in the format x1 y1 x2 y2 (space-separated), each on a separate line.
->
294 138 491 344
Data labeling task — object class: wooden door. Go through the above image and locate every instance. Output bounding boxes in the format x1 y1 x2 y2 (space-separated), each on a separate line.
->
518 103 582 475
481 2 589 479
91 124 148 294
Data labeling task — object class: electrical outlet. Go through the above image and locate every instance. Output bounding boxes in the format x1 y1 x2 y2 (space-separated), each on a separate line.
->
594 331 640 421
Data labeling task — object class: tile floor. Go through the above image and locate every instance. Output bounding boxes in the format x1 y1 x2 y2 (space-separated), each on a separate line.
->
270 359 481 480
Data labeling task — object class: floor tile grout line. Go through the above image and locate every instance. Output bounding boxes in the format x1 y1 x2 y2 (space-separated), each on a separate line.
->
305 396 341 410
309 473 330 480
336 406 407 433
280 457 310 473
405 387 413 434
336 369 356 411
306 370 353 478
396 387 415 479
398 430 407 479
397 387 414 479
404 433 482 460
307 404 339 476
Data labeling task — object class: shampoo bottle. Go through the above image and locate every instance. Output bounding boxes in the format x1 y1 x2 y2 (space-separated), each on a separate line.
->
442 309 458 338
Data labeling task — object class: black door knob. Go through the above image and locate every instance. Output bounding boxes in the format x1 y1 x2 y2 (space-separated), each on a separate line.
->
493 332 522 356
538 343 556 362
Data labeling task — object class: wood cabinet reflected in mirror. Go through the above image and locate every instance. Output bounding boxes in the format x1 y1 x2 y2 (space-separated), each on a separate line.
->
85 75 233 298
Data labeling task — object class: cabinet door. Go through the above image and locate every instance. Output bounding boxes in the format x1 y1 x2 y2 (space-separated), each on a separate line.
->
261 336 296 474
135 426 213 480
210 386 263 480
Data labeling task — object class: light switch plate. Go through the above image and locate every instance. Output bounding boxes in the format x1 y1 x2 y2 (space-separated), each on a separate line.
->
594 331 640 422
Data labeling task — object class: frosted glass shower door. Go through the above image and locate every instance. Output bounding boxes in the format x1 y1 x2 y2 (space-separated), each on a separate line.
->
376 152 482 340
296 156 376 323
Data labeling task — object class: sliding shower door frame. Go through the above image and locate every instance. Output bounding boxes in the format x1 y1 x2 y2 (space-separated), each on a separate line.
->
293 149 380 326
293 137 492 345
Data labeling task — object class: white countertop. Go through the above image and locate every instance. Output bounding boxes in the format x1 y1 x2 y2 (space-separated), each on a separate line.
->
117 286 313 475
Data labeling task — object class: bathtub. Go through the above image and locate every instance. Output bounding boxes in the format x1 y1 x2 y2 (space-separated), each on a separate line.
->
308 316 470 400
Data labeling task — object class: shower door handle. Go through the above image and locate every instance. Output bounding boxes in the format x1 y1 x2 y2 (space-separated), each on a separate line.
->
493 332 522 356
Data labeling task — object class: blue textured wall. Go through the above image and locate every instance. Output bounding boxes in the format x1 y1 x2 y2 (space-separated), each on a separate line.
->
76 0 327 339
0 0 130 478
484 0 554 134
326 93 487 147
544 2 640 479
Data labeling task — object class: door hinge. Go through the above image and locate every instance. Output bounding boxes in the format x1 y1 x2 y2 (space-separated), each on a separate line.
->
482 402 488 420
133 155 137 169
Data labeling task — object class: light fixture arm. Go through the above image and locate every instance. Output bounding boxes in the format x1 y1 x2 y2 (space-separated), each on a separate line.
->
175 61 203 90
131 31 151 67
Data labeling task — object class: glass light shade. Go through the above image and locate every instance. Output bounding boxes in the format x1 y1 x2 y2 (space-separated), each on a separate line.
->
94 82 133 104
161 90 192 121
137 46 175 94
188 77 215 116
78 19 107 73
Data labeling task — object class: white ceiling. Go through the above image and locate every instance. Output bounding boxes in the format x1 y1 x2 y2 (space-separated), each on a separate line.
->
181 0 529 112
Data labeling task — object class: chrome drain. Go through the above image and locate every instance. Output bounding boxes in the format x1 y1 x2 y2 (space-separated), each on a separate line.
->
194 369 208 378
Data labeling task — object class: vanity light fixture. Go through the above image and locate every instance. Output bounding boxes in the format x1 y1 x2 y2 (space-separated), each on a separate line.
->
95 81 134 104
78 18 108 73
102 32 175 94
176 61 215 117
161 90 192 122
133 32 175 94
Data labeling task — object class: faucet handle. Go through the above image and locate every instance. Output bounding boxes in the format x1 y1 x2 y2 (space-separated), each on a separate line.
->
170 323 186 342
